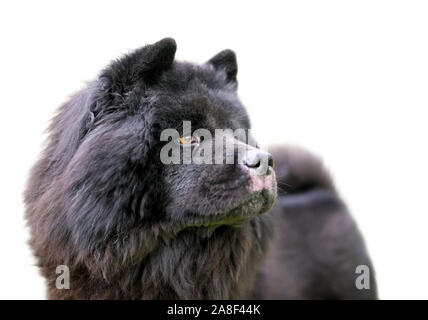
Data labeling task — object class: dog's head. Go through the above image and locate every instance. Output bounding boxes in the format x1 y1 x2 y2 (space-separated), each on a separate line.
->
37 38 276 256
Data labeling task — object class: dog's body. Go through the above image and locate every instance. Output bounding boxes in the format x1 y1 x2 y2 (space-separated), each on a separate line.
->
24 38 376 299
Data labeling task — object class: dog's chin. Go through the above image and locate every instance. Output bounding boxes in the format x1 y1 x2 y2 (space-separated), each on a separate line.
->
227 188 276 219
172 171 277 237
192 185 277 229
181 191 276 238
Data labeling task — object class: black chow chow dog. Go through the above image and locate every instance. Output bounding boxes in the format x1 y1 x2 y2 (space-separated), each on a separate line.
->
24 38 376 299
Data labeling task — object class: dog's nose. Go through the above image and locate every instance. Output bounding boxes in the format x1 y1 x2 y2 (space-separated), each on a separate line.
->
243 149 274 176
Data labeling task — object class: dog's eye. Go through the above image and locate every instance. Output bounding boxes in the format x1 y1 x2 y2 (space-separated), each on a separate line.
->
178 135 198 145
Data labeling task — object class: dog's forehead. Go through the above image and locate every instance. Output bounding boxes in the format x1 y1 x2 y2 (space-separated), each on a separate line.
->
145 64 247 129
156 61 230 91
149 92 238 130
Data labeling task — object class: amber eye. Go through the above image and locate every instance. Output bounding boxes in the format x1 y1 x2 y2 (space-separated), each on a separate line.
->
178 135 198 145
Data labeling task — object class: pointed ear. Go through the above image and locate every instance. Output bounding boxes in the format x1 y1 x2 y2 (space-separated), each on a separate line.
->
135 37 177 79
101 37 177 92
208 49 238 83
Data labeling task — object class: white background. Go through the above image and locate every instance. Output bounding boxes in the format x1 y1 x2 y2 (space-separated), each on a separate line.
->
0 0 427 299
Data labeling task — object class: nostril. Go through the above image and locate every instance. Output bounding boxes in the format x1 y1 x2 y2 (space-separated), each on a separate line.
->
245 158 261 169
242 150 273 175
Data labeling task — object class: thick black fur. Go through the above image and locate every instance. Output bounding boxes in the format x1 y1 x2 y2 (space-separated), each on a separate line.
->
24 38 376 299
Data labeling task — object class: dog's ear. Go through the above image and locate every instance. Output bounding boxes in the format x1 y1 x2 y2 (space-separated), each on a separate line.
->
44 38 176 169
100 37 177 94
208 49 238 84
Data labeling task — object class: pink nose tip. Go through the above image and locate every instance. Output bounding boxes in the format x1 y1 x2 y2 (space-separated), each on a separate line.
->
250 174 273 192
